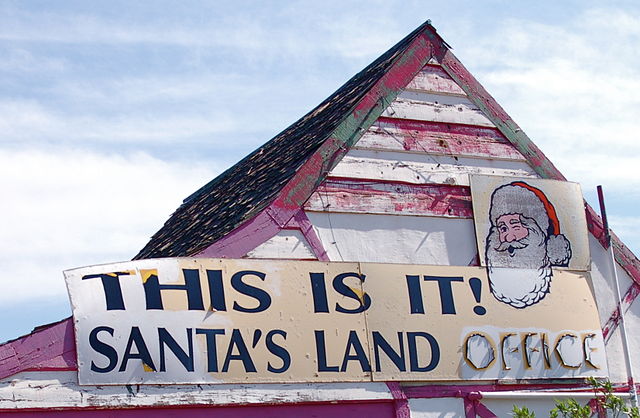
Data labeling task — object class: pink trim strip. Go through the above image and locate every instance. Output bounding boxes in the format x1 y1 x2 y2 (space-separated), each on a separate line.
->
0 318 76 379
197 32 433 259
360 117 525 161
305 178 472 219
603 282 640 341
0 401 396 416
464 397 476 418
196 210 282 258
461 392 500 418
425 26 566 182
386 382 411 418
287 210 330 261
585 204 640 340
474 400 498 418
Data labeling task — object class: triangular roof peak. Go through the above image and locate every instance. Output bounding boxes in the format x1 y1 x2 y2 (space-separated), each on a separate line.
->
135 20 438 259
134 21 637 287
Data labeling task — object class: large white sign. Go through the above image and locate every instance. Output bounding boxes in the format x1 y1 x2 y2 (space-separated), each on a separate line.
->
65 258 606 385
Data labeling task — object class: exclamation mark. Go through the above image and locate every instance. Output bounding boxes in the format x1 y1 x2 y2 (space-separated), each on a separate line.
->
469 277 486 315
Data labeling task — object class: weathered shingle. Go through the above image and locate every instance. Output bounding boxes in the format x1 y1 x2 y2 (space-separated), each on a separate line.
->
134 21 432 259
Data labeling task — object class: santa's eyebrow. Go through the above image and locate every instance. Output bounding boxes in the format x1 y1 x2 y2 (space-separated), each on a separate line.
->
509 218 522 225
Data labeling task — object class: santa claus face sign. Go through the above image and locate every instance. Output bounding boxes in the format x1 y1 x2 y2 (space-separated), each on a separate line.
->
470 176 590 309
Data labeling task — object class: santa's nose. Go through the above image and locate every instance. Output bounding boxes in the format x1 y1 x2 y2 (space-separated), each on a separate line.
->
503 233 518 243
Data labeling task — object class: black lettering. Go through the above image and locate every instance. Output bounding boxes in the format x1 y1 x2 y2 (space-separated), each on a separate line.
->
266 329 290 373
405 275 424 314
143 269 204 311
222 329 256 373
423 276 463 314
89 326 118 373
340 330 371 372
314 330 339 372
407 331 440 372
119 326 156 372
82 272 132 310
372 331 406 372
158 328 194 372
196 328 225 372
231 271 271 313
309 272 329 313
333 272 371 314
206 270 227 311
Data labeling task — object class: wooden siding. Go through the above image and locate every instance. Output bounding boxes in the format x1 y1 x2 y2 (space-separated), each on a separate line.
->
404 64 467 96
196 27 436 260
305 178 472 218
0 371 393 410
356 118 526 161
382 91 495 127
329 149 536 186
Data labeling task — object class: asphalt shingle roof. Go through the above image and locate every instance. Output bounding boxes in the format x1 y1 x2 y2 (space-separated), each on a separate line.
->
134 21 433 259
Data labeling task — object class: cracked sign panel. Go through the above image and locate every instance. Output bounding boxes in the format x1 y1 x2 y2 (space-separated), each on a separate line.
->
65 258 606 385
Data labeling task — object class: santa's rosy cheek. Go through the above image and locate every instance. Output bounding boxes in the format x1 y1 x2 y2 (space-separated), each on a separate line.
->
512 226 529 241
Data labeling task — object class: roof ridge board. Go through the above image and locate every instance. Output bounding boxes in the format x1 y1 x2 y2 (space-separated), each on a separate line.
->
134 20 435 259
182 20 434 206
423 27 565 181
194 31 436 259
424 27 640 289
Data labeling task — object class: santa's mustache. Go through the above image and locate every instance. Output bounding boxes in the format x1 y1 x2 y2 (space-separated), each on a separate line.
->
493 237 529 256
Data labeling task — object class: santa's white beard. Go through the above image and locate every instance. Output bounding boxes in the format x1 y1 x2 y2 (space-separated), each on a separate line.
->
485 219 552 308
486 265 552 308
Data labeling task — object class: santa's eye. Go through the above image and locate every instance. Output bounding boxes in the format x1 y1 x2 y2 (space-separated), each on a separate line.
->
499 226 508 232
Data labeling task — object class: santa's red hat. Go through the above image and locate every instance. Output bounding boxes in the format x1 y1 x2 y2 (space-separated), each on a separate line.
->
489 181 571 266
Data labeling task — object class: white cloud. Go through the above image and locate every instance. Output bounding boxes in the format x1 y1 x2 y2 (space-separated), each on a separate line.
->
0 99 239 143
456 8 640 195
0 148 219 303
0 47 67 73
610 216 640 254
0 6 401 61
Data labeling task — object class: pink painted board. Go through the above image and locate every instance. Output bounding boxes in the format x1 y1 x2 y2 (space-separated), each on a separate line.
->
197 32 434 259
405 64 467 95
356 117 526 161
305 177 472 218
196 210 282 258
0 401 396 417
287 210 330 261
0 318 76 380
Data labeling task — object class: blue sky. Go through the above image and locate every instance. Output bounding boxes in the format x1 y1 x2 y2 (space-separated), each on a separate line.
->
1 1 639 343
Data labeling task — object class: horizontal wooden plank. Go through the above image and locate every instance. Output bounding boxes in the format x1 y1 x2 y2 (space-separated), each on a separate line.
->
305 178 472 218
382 91 494 127
0 371 393 409
405 64 466 96
356 117 526 161
328 149 537 186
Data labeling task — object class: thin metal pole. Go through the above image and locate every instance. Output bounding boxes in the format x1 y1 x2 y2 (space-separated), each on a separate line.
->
597 185 638 407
